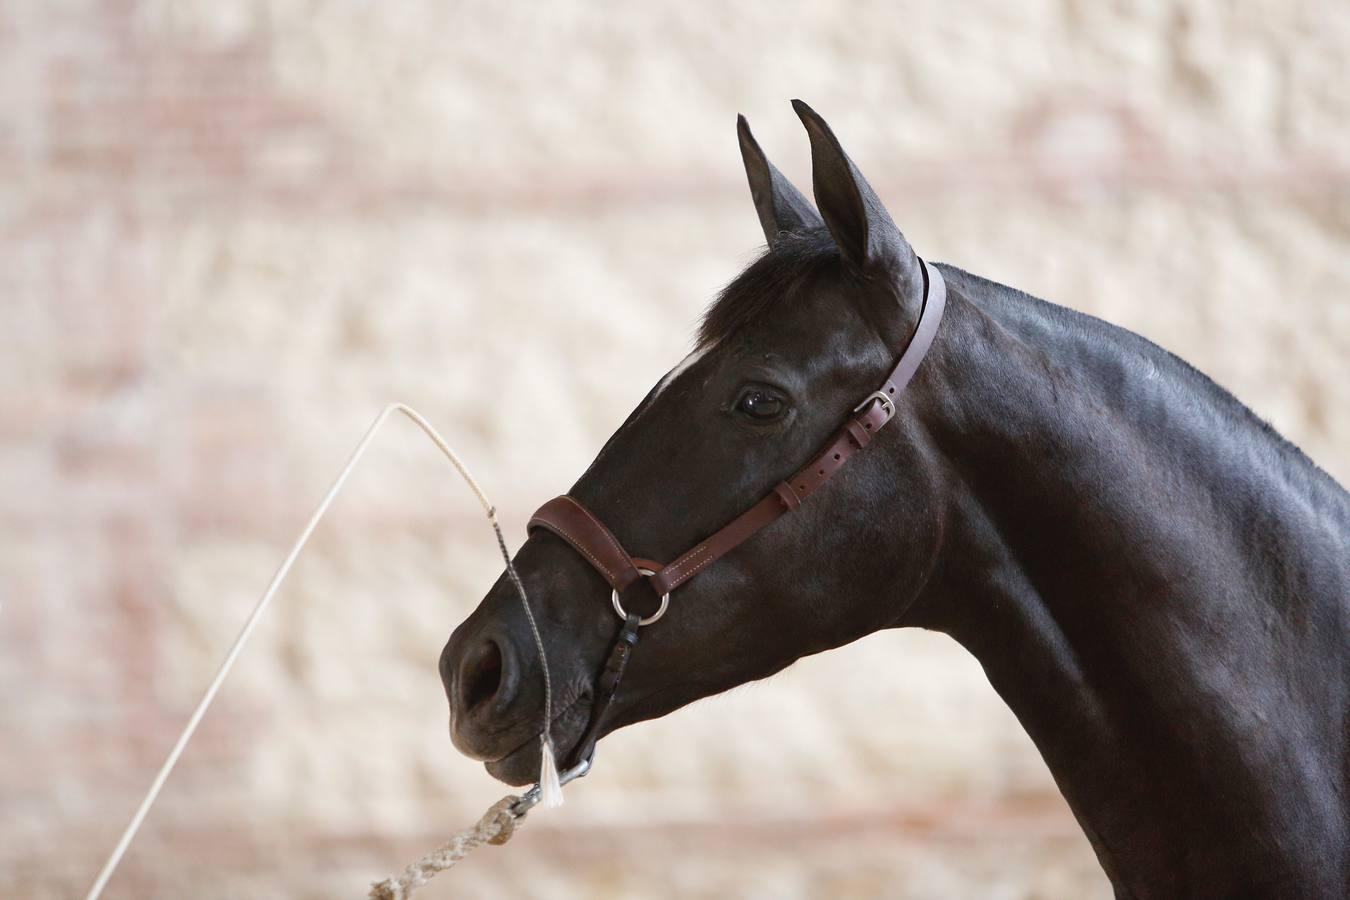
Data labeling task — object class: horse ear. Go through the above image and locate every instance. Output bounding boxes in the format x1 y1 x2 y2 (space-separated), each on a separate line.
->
792 100 922 298
737 114 823 246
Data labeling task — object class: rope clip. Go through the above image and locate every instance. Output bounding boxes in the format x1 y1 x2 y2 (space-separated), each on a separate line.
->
509 755 593 819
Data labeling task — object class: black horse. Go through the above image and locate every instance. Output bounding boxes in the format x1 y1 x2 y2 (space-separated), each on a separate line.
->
442 101 1349 898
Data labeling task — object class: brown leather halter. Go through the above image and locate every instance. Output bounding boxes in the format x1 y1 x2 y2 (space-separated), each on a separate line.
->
530 257 947 770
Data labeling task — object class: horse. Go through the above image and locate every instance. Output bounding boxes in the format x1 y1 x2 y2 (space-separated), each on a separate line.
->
440 100 1349 898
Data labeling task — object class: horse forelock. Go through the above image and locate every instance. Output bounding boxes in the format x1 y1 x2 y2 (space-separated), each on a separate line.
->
696 229 841 351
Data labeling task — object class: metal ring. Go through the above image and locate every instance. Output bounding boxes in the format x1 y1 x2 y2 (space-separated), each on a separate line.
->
611 567 670 626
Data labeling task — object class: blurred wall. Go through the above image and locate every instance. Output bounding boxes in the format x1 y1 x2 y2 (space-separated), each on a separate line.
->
3 2 1347 898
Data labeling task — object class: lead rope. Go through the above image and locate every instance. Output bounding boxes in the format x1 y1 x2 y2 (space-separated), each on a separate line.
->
490 518 565 811
84 403 562 900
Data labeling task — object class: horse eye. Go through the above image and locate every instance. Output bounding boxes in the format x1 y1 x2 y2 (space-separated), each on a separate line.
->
735 388 785 421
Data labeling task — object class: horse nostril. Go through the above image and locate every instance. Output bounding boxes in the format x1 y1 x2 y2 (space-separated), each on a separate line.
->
462 639 504 712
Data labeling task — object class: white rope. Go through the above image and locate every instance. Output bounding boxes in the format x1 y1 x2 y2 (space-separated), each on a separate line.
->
85 403 558 900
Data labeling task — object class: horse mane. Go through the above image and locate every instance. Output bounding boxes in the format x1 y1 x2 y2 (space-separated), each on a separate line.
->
697 229 841 350
941 265 1350 511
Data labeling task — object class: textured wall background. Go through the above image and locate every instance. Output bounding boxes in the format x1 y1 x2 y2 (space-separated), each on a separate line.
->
4 1 1347 898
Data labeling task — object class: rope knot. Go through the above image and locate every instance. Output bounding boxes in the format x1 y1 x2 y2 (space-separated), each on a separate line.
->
482 796 519 845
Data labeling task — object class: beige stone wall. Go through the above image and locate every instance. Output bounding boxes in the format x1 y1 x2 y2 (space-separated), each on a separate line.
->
4 2 1346 897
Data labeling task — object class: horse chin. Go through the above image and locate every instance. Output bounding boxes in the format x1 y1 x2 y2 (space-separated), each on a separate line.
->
483 703 592 786
484 743 540 786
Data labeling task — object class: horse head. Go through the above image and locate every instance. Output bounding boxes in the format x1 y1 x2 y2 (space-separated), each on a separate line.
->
441 101 946 786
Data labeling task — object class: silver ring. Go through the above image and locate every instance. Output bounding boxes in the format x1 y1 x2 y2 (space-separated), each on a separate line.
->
611 567 670 626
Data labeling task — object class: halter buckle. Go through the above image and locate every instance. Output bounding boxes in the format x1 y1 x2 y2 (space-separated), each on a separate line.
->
853 390 896 423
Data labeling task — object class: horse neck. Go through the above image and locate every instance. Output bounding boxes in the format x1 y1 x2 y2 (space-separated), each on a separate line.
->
897 270 1349 896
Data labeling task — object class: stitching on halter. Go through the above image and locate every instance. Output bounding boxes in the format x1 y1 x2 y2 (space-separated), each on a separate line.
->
562 496 633 573
662 542 715 584
542 521 618 583
669 547 720 584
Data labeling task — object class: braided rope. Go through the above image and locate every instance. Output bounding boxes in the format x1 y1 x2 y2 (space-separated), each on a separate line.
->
368 796 521 900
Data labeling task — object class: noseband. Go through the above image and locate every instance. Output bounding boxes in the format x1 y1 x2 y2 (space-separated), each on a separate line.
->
527 258 947 771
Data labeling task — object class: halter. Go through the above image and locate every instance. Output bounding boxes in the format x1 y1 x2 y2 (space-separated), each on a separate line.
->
527 257 947 773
